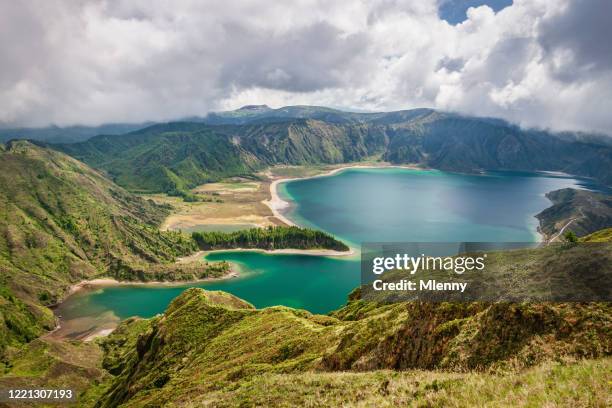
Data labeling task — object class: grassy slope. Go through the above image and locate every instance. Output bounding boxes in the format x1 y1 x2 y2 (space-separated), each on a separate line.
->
200 360 611 407
537 189 612 237
89 283 610 406
580 227 612 242
0 338 109 406
1 235 610 406
0 141 227 361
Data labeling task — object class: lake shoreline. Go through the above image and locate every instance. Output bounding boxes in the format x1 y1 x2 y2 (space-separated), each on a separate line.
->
53 167 584 341
263 163 425 228
203 247 355 257
263 163 553 243
49 265 241 341
65 266 240 298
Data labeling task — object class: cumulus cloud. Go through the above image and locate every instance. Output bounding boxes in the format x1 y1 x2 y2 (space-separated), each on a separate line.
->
0 0 610 134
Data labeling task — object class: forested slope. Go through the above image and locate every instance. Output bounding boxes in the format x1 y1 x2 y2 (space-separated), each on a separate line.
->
0 142 216 360
54 108 612 197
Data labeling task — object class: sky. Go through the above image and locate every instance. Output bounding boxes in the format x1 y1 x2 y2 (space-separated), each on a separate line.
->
1 0 611 135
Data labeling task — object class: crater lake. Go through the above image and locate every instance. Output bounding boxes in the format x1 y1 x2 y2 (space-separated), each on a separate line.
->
55 168 594 335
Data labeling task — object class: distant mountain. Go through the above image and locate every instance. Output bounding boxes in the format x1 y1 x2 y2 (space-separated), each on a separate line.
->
0 122 154 144
52 108 612 197
199 105 430 125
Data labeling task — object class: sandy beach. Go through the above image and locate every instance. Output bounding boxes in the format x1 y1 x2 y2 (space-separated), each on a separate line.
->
262 178 297 226
204 247 355 257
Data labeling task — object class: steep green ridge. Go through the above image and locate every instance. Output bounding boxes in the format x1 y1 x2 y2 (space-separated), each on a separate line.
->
85 238 611 406
90 286 610 407
0 141 217 360
192 226 350 252
536 188 612 238
55 124 260 196
53 109 612 196
1 235 610 406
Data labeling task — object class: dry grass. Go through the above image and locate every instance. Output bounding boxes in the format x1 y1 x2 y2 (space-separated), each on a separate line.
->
193 359 612 408
147 160 399 233
146 178 280 232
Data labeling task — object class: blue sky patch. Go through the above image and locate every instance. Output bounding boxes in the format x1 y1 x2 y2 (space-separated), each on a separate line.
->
439 0 513 25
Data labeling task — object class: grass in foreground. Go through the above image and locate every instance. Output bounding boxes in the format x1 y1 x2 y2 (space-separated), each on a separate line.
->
196 359 611 407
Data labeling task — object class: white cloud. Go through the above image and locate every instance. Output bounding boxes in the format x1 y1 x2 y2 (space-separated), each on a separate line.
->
0 0 610 135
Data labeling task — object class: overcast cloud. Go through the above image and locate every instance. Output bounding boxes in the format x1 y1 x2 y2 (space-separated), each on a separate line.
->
1 0 611 134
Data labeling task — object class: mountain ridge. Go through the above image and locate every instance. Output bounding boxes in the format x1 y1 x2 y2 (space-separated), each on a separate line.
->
5 105 611 145
51 109 612 197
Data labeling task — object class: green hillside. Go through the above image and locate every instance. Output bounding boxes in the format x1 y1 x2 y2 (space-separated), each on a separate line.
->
537 188 612 238
0 141 223 360
53 109 612 197
1 231 610 406
89 286 610 406
56 124 260 196
580 227 612 242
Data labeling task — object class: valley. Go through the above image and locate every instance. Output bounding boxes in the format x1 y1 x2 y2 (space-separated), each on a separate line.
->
53 166 595 327
1 106 611 407
4 1 611 405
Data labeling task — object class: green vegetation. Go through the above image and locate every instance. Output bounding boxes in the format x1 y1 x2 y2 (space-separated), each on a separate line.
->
537 188 612 238
192 226 350 252
580 227 612 242
195 359 612 407
0 338 108 405
54 109 612 197
0 141 225 361
1 231 611 406
564 230 578 242
81 286 610 407
56 125 262 198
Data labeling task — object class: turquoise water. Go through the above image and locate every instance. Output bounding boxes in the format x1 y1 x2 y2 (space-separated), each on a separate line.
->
57 168 590 323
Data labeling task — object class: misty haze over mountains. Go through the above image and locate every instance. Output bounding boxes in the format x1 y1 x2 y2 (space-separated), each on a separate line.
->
2 105 611 145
